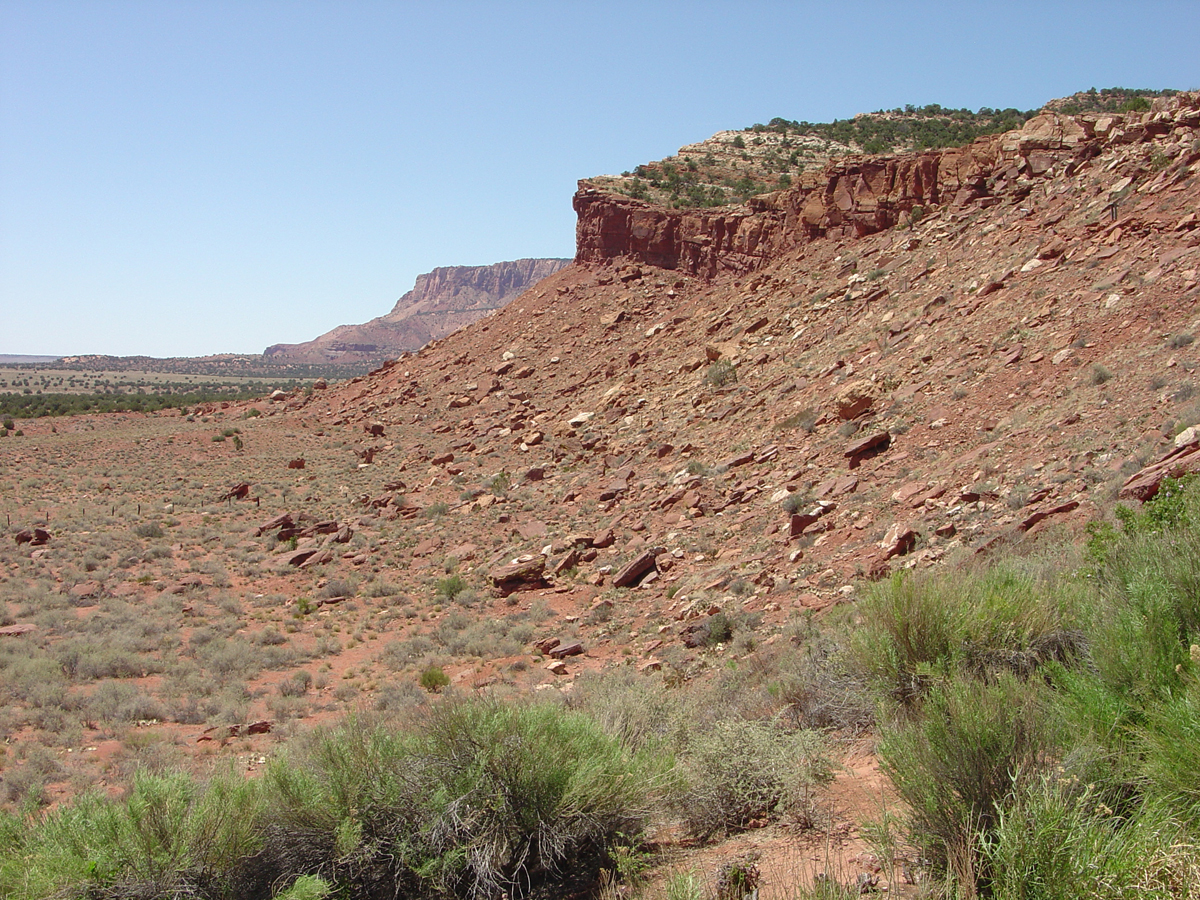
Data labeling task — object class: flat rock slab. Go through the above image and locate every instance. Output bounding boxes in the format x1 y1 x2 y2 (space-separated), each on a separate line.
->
880 523 918 559
287 549 319 567
612 548 661 588
845 430 891 458
816 474 859 499
256 513 294 536
548 641 584 660
489 555 547 595
1019 500 1081 531
1119 441 1200 501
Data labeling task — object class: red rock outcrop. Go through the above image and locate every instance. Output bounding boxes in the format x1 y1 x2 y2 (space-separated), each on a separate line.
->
574 96 1200 277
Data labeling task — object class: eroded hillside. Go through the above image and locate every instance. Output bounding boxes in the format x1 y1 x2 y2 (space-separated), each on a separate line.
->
1 93 1198 866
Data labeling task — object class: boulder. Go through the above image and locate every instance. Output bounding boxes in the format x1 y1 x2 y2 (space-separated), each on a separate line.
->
1019 500 1081 532
1119 441 1200 502
845 430 891 459
488 555 547 595
548 641 584 660
834 380 876 419
880 523 918 559
612 548 661 588
286 549 318 567
222 483 251 501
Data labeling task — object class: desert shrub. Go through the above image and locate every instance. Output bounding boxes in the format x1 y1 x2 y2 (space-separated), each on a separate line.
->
261 700 657 899
781 492 807 514
980 777 1200 900
853 568 1080 707
278 672 311 698
757 627 873 733
704 360 737 388
372 680 425 713
275 875 333 900
196 637 261 682
703 611 733 646
319 579 355 599
1 745 62 807
380 635 435 670
0 769 267 900
878 672 1059 884
365 579 399 598
435 573 467 602
569 668 703 754
418 665 450 692
485 471 511 496
132 521 164 539
87 682 166 724
670 718 830 841
775 408 819 433
1081 477 1200 711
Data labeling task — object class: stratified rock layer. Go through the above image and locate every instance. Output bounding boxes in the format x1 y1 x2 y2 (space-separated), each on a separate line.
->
264 258 571 364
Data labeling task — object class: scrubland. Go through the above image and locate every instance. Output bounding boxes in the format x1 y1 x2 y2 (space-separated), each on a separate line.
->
6 395 1200 899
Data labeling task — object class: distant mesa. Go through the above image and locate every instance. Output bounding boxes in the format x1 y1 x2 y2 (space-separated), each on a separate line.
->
0 355 62 365
263 258 571 365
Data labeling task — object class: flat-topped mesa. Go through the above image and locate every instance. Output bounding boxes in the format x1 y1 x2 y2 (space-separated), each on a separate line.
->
264 257 571 364
573 93 1200 278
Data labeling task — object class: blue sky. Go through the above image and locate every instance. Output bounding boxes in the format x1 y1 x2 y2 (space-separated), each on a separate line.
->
2 1 1198 358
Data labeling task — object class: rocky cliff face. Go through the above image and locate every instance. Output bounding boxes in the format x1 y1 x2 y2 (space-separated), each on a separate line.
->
264 258 571 365
574 96 1200 278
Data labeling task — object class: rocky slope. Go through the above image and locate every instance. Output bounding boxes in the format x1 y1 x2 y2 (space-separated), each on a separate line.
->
263 258 570 365
271 91 1200 631
2 89 1198 834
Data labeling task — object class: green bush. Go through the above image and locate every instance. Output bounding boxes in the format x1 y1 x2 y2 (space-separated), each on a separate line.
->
418 664 450 692
878 673 1059 884
262 700 657 899
435 574 468 602
0 770 267 900
854 568 1080 707
133 521 164 539
980 777 1199 900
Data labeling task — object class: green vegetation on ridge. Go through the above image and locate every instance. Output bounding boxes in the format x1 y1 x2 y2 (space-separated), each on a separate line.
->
600 87 1176 210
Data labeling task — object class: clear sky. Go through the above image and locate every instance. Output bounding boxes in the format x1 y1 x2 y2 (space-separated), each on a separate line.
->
2 1 1198 358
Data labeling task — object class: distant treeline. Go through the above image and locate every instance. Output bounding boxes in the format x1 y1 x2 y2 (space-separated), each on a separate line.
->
0 388 282 419
38 356 380 379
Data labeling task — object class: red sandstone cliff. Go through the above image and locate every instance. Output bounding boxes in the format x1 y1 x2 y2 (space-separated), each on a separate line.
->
264 258 571 365
574 98 1200 278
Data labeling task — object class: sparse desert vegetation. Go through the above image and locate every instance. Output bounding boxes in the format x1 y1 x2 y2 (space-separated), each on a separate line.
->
3 89 1200 898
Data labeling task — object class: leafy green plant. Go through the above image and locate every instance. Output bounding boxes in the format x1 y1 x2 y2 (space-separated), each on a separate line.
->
485 471 511 496
436 574 468 602
262 700 657 899
419 665 450 692
879 673 1058 885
